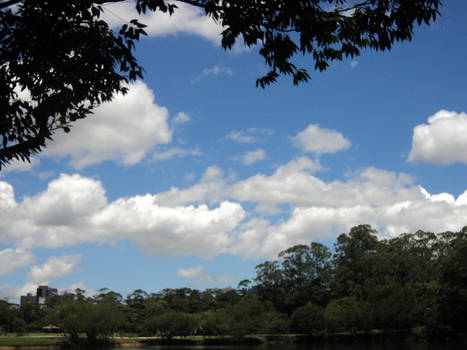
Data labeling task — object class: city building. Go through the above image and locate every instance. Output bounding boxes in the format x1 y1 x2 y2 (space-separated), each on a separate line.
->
20 285 58 308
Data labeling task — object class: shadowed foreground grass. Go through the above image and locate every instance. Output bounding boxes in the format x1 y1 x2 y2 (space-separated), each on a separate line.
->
0 335 65 347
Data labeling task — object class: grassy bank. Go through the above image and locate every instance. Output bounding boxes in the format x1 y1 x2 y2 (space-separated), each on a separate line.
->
0 335 65 347
1 330 465 349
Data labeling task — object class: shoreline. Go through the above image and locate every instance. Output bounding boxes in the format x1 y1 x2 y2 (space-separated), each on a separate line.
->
1 331 466 349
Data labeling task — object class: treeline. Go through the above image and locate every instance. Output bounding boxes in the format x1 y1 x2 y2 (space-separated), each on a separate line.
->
1 225 466 344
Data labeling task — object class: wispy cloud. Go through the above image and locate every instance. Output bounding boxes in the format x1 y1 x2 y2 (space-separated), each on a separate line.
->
192 64 234 83
177 265 236 286
241 149 266 165
0 248 35 276
173 112 190 124
1 158 39 174
153 148 201 161
225 128 274 144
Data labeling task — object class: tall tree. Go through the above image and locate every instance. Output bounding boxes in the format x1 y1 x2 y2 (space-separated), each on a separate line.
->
438 227 467 332
332 224 380 299
279 242 332 308
1 0 441 168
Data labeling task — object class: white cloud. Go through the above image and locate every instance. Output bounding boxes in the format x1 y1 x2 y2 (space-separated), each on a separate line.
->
45 81 172 168
27 255 81 284
38 171 55 180
408 110 467 164
224 129 274 144
153 148 201 161
0 248 35 276
184 172 196 182
173 112 190 124
0 282 37 302
0 181 17 212
294 124 351 155
102 1 222 44
0 281 95 302
225 131 255 143
152 157 467 258
231 157 324 205
177 265 236 286
1 157 467 261
350 61 358 68
242 149 266 165
2 158 39 173
192 65 234 83
0 173 245 259
60 281 96 298
153 166 228 206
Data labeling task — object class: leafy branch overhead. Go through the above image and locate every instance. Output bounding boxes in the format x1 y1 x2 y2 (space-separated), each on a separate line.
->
0 0 441 168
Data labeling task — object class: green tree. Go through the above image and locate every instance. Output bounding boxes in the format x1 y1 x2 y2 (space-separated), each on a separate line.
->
279 242 332 308
124 289 149 331
0 302 26 333
332 224 381 299
290 302 325 335
94 288 123 306
19 302 45 330
1 0 441 167
47 299 124 345
438 227 467 332
228 295 289 337
199 309 232 337
152 310 198 340
253 260 287 312
324 296 365 333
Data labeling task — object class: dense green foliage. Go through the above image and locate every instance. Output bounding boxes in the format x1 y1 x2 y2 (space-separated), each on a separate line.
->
1 0 441 168
1 225 466 344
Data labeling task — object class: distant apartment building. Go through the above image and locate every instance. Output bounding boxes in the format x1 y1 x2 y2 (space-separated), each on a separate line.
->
20 285 58 308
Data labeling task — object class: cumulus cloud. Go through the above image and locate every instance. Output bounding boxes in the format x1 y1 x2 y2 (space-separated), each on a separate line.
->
0 248 35 276
230 164 467 257
1 157 467 260
45 81 172 168
96 198 245 258
153 166 228 206
0 181 17 212
294 124 351 155
0 173 245 259
154 157 467 258
231 157 324 205
408 110 467 164
102 1 222 44
153 148 201 161
177 265 236 286
27 255 81 284
241 149 266 165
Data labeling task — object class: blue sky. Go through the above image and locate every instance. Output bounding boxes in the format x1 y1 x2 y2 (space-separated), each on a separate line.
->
1 1 467 302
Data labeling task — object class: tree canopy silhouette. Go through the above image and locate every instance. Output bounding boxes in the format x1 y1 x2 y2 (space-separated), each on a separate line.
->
0 0 441 168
